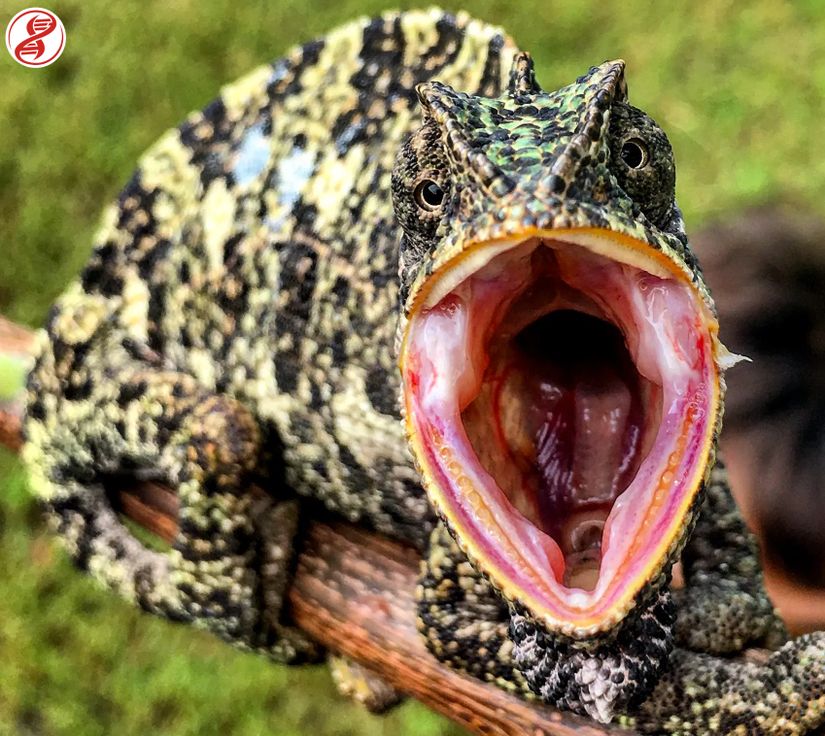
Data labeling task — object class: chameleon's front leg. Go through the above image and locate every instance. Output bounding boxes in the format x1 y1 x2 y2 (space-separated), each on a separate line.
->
674 459 785 653
26 363 318 662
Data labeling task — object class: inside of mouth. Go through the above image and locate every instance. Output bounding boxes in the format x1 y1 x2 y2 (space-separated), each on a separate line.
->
463 301 661 590
406 235 713 609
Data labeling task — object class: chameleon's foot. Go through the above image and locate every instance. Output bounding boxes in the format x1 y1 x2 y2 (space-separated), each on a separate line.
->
631 632 825 735
329 656 403 713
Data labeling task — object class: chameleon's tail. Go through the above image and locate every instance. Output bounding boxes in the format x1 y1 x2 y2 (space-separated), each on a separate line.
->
22 336 179 615
632 634 825 735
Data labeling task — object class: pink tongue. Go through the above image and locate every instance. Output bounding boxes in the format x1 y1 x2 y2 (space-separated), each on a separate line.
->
535 366 640 520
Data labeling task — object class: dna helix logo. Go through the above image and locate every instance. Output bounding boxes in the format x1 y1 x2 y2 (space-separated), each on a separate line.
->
5 7 65 68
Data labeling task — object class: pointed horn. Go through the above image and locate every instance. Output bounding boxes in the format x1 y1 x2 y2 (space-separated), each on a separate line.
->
415 82 435 109
414 82 514 195
415 81 457 121
508 52 541 96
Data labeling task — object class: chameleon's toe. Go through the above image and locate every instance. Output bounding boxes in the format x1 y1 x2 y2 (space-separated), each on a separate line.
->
329 656 403 713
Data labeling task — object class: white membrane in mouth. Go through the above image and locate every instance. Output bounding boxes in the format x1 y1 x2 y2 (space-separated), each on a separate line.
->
404 234 718 625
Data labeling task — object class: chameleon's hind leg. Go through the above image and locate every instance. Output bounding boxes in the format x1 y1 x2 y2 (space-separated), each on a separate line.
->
630 634 825 735
26 366 317 662
674 460 785 654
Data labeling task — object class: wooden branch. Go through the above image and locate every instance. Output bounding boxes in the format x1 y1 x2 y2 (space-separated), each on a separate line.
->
0 316 628 735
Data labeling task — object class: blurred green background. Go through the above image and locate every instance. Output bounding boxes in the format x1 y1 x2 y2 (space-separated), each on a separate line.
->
1 1 824 734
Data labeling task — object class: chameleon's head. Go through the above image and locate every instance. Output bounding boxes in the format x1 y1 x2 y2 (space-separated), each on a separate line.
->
394 56 735 637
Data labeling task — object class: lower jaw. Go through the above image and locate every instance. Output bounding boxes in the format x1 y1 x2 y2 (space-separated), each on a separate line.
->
401 231 720 635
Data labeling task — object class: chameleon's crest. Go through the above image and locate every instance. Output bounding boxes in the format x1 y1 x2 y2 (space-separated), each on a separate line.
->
507 52 541 96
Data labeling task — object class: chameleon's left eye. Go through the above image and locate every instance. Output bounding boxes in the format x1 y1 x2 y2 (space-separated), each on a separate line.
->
414 179 446 211
620 138 649 169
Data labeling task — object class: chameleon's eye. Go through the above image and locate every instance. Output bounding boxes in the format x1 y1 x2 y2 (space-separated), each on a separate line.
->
620 138 649 169
414 179 446 211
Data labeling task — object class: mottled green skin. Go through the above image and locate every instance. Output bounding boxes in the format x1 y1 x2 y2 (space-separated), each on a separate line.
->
20 9 825 734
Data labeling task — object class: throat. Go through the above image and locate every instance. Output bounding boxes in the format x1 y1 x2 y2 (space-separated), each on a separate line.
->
462 269 658 592
527 312 646 589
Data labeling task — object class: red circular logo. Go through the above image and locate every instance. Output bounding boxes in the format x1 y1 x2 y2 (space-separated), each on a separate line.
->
5 7 65 68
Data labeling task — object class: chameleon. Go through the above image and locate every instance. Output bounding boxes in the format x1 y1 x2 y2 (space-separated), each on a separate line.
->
20 8 825 734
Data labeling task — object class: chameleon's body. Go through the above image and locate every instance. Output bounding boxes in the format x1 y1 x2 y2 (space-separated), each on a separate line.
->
21 9 825 734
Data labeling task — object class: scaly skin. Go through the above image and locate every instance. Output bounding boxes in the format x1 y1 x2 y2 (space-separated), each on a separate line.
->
23 8 513 657
20 9 825 733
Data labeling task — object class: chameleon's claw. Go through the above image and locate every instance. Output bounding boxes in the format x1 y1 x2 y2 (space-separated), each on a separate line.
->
329 656 403 713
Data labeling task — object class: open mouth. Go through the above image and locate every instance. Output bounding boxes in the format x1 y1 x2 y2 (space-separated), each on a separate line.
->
401 230 721 635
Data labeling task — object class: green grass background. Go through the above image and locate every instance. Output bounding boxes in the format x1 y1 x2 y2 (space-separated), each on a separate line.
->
1 0 824 733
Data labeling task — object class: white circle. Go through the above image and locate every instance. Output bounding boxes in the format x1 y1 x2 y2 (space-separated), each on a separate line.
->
5 7 66 68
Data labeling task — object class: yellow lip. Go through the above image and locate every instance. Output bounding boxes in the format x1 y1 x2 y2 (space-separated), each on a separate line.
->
406 226 706 318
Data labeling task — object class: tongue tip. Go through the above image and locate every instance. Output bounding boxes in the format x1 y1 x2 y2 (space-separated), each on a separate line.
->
563 549 602 591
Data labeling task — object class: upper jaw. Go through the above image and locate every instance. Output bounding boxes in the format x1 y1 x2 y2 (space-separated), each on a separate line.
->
402 193 706 321
400 227 725 637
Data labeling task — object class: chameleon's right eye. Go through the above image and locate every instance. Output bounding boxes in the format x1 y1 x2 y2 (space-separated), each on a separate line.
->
414 179 445 211
620 138 649 170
